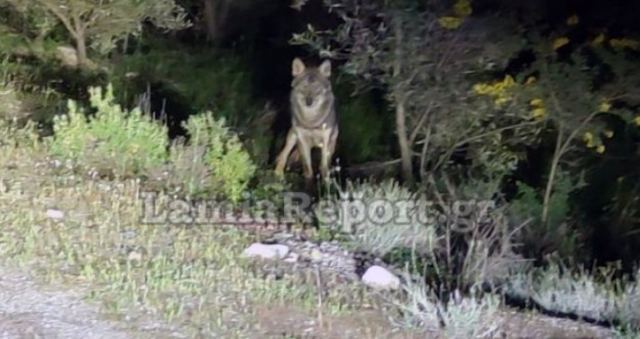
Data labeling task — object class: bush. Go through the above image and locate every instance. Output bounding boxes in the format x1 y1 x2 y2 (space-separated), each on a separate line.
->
319 176 525 292
0 117 40 151
49 84 169 177
109 37 258 125
506 262 640 331
175 112 256 202
317 179 438 258
392 275 502 338
507 170 583 261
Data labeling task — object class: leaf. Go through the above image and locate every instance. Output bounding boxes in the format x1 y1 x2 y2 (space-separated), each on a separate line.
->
453 0 472 17
609 38 640 51
592 33 606 46
566 14 579 26
530 98 544 107
438 16 463 30
604 130 614 138
553 37 570 50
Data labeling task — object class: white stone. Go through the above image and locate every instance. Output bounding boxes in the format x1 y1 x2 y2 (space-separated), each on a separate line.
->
242 243 290 260
283 252 299 263
46 209 65 221
361 265 400 290
310 248 323 262
56 46 78 68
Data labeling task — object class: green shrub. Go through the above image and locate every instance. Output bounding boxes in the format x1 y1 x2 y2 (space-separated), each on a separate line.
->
321 176 524 291
318 179 438 258
0 117 40 151
178 112 256 202
333 80 392 163
109 38 258 125
393 276 502 338
507 170 582 260
49 84 169 177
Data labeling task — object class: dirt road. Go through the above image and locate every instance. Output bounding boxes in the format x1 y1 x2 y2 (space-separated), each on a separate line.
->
0 266 180 339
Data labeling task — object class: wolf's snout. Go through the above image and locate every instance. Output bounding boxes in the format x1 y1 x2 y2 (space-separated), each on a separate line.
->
305 96 314 106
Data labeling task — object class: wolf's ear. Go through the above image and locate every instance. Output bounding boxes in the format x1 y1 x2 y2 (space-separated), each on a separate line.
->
319 60 332 78
292 58 306 77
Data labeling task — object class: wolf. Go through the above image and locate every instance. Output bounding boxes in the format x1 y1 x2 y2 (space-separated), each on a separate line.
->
275 58 339 187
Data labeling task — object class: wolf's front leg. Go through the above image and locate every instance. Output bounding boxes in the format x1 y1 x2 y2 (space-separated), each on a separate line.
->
320 128 338 181
298 139 313 183
275 129 297 177
320 145 331 181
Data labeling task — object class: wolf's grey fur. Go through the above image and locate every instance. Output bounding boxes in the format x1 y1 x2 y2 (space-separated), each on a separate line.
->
275 58 339 186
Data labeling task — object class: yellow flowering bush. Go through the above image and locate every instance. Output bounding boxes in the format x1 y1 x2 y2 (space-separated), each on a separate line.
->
438 16 463 30
592 33 606 46
610 38 640 51
530 98 546 120
553 37 570 50
604 130 614 138
473 75 516 107
599 101 611 112
583 131 606 154
438 0 472 30
583 132 595 148
454 0 472 17
566 14 579 26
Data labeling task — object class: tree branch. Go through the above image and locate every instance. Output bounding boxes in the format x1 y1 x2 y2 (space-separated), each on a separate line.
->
37 0 78 39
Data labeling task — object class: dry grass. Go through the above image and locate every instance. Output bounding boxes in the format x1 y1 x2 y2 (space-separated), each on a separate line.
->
0 123 387 337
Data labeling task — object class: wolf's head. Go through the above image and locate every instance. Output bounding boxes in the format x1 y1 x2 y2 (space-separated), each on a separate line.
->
291 58 333 110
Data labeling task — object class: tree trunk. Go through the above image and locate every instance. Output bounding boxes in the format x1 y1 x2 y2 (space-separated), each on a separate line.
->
75 32 88 67
542 125 565 226
203 0 230 43
392 15 414 183
395 96 414 183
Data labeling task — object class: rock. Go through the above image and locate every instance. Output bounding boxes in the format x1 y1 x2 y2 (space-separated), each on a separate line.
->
361 265 400 290
56 46 79 68
284 252 299 263
243 243 290 260
46 209 65 221
127 251 142 262
309 248 323 262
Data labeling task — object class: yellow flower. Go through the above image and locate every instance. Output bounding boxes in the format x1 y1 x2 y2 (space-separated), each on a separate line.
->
438 16 463 30
604 130 614 138
592 33 606 46
502 75 516 87
610 38 640 51
583 132 595 148
454 0 473 17
599 101 611 112
473 83 490 95
494 97 510 106
531 108 546 120
530 98 544 107
634 115 640 127
596 145 605 154
553 37 570 50
473 75 517 108
567 14 579 26
525 76 536 85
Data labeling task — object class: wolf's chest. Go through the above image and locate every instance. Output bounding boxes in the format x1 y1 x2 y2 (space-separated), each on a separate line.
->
293 125 335 148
